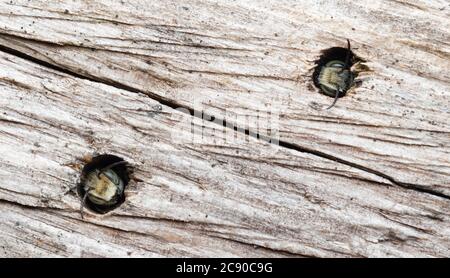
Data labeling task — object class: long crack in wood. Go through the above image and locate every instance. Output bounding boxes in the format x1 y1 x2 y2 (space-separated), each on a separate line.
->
0 42 448 201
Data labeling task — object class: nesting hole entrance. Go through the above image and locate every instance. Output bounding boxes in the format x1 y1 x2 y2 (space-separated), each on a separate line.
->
312 43 361 99
78 154 130 215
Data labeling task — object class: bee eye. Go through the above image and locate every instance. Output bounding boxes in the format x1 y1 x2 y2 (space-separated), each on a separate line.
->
78 154 131 215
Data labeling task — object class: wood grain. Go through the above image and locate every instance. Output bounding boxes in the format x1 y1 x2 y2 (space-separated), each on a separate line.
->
0 0 449 257
1 0 449 192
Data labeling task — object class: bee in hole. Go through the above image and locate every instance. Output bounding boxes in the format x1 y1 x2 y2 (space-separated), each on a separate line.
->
317 39 354 109
80 161 127 219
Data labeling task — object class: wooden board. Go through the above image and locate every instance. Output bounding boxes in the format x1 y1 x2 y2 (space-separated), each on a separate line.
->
0 0 449 258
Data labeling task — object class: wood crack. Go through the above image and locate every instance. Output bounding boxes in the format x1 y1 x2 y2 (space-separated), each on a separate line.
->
207 234 311 258
0 40 448 201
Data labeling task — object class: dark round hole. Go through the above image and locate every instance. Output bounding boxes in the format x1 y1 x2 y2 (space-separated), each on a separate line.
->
312 42 361 98
78 154 130 214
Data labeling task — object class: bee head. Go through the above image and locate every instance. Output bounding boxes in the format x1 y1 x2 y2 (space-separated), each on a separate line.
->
311 40 364 109
318 60 355 97
84 169 124 206
78 154 130 216
313 41 358 94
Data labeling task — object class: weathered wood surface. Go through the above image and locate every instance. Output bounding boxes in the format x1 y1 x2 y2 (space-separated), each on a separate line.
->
0 0 449 257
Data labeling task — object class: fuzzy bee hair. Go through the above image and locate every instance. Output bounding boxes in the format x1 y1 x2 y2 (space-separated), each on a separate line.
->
316 39 354 110
318 61 353 96
80 160 127 219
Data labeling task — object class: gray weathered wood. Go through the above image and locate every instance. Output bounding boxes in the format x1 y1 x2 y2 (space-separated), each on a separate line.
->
0 0 449 258
0 0 449 192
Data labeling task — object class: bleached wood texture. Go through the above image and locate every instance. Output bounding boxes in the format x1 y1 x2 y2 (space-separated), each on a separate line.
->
0 0 449 258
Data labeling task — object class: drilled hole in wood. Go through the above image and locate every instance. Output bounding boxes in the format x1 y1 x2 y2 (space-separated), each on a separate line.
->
312 40 361 99
77 154 131 216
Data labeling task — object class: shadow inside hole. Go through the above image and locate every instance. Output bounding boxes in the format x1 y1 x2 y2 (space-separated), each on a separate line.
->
312 45 362 98
77 154 130 214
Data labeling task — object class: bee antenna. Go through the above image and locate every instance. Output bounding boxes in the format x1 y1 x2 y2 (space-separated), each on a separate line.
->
344 39 352 69
97 161 127 178
80 191 90 219
326 87 342 110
